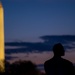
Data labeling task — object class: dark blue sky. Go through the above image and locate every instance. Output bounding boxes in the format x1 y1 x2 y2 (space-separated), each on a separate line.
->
1 0 75 42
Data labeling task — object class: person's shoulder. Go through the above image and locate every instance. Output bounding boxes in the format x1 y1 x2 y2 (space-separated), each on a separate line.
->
44 58 53 66
44 59 50 68
62 58 73 65
62 58 75 73
44 60 49 65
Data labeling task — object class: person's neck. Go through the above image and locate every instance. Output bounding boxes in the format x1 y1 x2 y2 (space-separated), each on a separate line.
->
54 55 61 58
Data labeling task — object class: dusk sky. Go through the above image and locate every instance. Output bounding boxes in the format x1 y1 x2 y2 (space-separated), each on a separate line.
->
1 0 75 42
1 0 75 65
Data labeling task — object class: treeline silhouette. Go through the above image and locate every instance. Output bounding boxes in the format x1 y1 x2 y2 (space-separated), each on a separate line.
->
0 60 46 75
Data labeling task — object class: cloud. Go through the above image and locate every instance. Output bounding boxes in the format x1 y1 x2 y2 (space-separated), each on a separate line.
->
5 35 75 64
5 51 53 64
5 35 75 54
5 50 75 64
5 46 27 49
5 42 51 54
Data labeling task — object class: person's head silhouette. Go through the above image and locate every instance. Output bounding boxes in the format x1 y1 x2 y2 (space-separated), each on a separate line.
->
53 43 65 57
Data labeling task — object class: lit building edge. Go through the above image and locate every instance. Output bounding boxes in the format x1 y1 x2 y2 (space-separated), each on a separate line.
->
0 2 5 72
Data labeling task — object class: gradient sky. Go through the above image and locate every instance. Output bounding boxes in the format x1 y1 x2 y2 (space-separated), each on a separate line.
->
1 0 75 42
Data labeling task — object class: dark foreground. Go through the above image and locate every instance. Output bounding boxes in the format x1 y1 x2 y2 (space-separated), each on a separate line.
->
0 60 46 75
0 60 75 75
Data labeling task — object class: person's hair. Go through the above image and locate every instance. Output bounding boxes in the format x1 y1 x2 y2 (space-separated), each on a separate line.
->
53 43 65 56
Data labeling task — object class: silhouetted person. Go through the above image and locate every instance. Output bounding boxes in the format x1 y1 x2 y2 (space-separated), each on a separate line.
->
44 43 75 75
